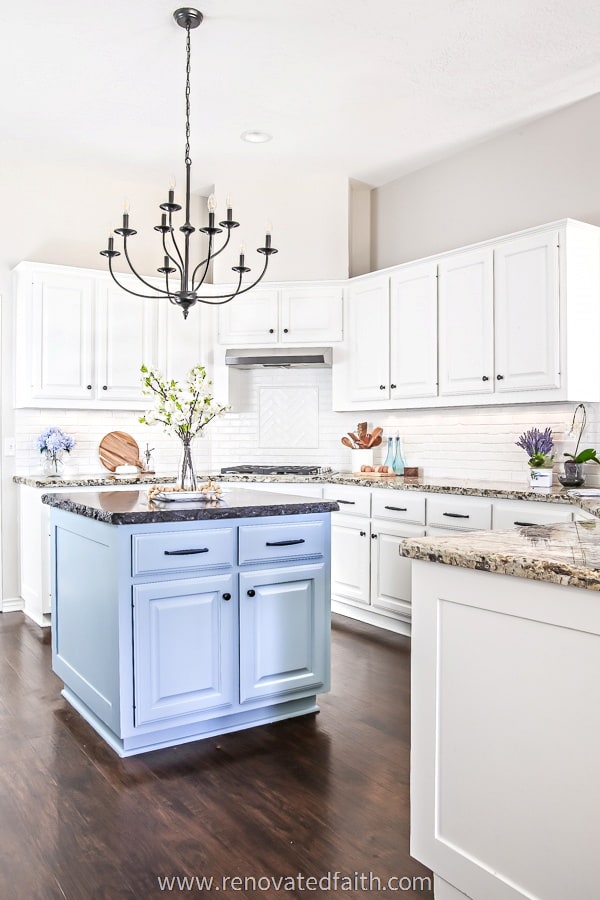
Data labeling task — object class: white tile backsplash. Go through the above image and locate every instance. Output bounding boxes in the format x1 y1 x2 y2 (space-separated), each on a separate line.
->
14 367 600 487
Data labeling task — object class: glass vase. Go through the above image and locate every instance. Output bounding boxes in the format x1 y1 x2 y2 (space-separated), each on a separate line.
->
178 435 197 491
392 436 405 475
383 437 395 469
42 451 64 478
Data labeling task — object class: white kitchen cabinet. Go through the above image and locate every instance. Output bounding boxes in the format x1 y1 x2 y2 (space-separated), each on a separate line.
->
438 248 494 397
370 519 425 620
346 274 390 402
157 298 205 383
14 262 159 409
330 513 371 608
492 500 572 529
389 261 438 400
217 283 343 345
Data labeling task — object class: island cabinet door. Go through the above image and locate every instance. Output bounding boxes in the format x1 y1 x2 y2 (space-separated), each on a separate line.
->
238 563 330 704
132 574 235 726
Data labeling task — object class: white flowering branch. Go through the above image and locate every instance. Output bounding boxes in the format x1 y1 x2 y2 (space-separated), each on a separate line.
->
139 364 229 441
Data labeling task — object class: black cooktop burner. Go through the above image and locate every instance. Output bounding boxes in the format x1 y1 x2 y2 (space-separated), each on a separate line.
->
220 464 330 476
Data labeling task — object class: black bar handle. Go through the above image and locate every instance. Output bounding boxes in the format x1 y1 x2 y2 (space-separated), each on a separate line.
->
164 547 209 555
442 512 470 519
514 521 538 527
265 538 306 547
336 499 356 505
384 505 408 512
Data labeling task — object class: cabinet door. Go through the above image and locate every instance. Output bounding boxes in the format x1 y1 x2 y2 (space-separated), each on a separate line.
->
28 269 95 402
330 513 371 606
494 231 560 392
217 289 279 344
133 574 235 726
438 248 494 396
390 262 438 399
157 299 204 383
279 286 343 342
95 277 157 403
370 520 425 619
238 562 329 703
348 275 390 401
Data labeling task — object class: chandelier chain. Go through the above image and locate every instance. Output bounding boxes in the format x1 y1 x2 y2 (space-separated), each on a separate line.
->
185 24 191 166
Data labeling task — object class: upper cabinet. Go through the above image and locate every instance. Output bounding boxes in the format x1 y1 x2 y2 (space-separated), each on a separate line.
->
216 283 344 346
14 262 205 409
333 219 600 411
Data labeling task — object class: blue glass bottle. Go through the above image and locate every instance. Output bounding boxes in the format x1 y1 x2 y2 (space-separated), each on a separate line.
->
393 436 405 475
383 436 395 469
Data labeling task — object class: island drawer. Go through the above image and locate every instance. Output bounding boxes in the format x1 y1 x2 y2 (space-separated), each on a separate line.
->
371 489 425 524
239 520 326 564
426 495 492 531
132 528 235 576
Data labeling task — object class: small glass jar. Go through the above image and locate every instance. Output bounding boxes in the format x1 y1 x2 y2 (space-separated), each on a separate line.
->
393 436 405 475
383 436 395 469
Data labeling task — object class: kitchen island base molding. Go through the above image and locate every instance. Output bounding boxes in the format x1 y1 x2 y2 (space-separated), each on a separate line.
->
62 687 320 758
410 561 600 900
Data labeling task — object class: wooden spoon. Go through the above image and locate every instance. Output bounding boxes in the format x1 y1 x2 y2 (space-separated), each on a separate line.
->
348 432 360 446
366 426 383 448
341 436 355 449
370 435 382 447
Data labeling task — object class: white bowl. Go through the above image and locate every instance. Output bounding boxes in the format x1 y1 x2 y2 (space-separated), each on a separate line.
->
114 464 140 475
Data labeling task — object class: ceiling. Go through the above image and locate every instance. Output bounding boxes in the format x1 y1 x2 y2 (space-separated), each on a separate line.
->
1 0 600 190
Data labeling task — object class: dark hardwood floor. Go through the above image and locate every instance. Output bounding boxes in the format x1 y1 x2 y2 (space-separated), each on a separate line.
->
0 612 433 899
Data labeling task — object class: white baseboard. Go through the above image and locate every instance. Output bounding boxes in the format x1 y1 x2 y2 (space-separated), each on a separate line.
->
2 596 24 614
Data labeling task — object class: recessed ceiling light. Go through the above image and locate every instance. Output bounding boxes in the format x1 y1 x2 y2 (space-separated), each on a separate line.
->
241 130 272 144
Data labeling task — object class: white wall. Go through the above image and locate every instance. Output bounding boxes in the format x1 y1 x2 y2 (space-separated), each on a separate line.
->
372 92 600 269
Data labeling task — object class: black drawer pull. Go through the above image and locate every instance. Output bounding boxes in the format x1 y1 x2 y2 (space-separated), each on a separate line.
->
514 520 537 527
442 512 470 519
265 538 306 547
222 593 231 601
336 499 356 505
384 505 408 512
164 547 209 555
247 589 256 597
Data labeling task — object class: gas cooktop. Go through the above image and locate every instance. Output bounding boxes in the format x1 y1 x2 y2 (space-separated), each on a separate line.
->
220 464 334 476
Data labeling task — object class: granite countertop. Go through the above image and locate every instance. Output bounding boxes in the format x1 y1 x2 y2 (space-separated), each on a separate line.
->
401 518 600 590
41 487 339 525
14 473 177 488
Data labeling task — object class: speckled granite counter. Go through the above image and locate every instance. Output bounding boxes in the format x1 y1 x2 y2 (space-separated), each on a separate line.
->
401 518 600 590
41 487 339 524
14 473 176 488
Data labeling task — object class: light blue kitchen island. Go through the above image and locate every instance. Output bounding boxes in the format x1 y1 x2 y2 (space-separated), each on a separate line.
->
43 487 337 756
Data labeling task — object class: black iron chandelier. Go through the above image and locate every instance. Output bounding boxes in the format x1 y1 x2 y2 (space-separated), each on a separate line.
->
100 7 277 319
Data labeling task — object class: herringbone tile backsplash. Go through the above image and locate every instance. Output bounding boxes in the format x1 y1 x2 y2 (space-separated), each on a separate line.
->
259 386 319 449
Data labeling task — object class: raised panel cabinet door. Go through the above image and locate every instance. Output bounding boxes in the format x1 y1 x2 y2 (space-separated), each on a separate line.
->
438 248 494 396
238 562 329 703
279 286 343 342
29 270 95 402
133 573 235 726
217 289 279 344
95 278 158 403
157 297 204 383
348 275 390 401
494 231 560 392
390 261 438 399
370 520 425 619
330 514 371 607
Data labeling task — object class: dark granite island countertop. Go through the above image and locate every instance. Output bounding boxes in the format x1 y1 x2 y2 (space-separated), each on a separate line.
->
42 487 339 524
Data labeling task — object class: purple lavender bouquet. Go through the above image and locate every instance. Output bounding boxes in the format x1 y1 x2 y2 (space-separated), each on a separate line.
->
515 427 554 468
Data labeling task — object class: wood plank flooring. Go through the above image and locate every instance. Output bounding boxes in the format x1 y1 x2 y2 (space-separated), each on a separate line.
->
0 612 433 898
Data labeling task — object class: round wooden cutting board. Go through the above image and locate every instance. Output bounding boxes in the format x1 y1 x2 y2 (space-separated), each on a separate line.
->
98 431 142 471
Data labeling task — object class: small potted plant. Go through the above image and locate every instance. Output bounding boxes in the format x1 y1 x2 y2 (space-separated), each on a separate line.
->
515 427 554 487
559 404 600 487
36 426 76 478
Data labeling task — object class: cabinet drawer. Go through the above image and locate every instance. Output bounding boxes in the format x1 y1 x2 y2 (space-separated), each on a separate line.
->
132 528 234 576
371 489 425 524
239 520 326 564
323 484 371 517
492 501 572 529
426 495 492 530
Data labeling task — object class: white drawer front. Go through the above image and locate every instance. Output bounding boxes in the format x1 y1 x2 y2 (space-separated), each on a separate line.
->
323 484 371 517
492 501 572 529
426 495 492 531
371 489 425 525
239 520 326 564
132 528 234 576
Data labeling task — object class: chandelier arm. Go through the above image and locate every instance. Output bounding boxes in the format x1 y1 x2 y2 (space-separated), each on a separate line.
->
108 258 174 300
122 239 173 296
196 258 270 301
166 215 186 272
191 229 232 288
196 273 244 305
162 233 184 278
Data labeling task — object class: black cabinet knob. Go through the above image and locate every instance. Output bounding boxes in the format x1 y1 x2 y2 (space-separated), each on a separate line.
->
268 328 274 334
222 593 231 601
359 530 366 536
86 384 92 390
496 374 504 380
371 533 378 539
283 328 289 333
247 589 256 597
482 375 489 382
102 385 108 390
390 383 397 389
379 384 386 390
